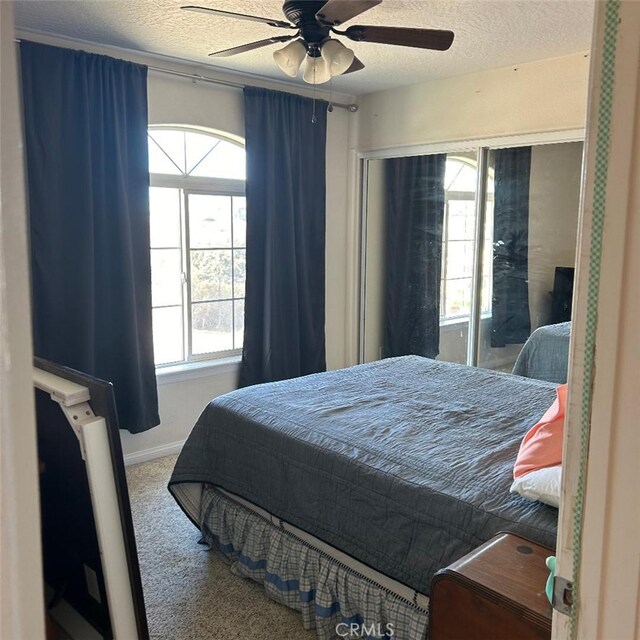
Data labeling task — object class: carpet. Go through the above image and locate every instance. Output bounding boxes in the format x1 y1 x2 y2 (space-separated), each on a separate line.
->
126 455 315 640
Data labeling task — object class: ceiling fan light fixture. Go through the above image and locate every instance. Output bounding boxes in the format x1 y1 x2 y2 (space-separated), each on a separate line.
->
302 54 331 85
321 39 355 76
273 39 307 77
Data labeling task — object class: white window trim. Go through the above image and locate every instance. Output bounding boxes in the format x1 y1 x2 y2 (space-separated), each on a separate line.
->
440 312 492 330
155 355 241 386
150 174 245 194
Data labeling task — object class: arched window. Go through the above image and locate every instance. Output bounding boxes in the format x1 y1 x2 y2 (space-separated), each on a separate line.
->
441 157 494 320
148 127 246 366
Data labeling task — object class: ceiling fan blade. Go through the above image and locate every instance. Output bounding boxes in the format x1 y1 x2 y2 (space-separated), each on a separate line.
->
343 56 365 74
316 0 382 26
208 35 297 58
181 5 294 29
344 25 454 51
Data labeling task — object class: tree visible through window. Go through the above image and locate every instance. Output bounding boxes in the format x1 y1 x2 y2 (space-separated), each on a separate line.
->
148 127 246 366
440 157 494 321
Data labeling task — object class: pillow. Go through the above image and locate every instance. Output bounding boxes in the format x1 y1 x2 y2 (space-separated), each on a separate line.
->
511 465 562 508
513 384 567 479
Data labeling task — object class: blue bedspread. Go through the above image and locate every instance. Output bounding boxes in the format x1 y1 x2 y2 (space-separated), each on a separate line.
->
512 321 571 384
169 356 558 594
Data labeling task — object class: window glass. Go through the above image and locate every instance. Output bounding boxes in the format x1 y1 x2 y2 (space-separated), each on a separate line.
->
150 187 181 247
233 250 246 298
151 250 182 307
190 250 233 302
185 131 219 174
152 306 184 365
232 197 247 247
189 195 232 249
149 130 186 173
233 299 245 349
148 127 246 366
190 139 246 179
192 301 234 354
148 137 182 175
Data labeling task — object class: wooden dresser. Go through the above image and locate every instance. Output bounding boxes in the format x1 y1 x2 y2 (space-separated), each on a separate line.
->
429 532 553 640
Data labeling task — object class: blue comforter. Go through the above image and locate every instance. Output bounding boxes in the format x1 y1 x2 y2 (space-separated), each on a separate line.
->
512 321 571 384
169 356 558 594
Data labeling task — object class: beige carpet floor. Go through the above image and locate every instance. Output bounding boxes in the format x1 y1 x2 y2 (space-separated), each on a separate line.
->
126 455 316 640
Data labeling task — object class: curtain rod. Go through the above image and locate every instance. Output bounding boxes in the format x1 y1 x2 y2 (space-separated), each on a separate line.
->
14 38 358 112
147 66 359 112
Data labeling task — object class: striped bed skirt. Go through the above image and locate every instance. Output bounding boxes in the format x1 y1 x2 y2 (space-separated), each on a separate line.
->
198 485 430 640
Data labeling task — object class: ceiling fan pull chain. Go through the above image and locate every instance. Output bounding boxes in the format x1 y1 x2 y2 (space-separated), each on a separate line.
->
328 77 334 112
312 67 318 124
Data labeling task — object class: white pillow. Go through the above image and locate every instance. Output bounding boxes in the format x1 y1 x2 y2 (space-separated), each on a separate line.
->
510 465 562 508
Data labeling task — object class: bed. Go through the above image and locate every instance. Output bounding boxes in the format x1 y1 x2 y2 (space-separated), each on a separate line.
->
169 356 558 639
512 321 571 383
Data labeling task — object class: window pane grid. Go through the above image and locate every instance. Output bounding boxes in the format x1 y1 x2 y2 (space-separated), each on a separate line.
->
186 193 245 358
152 303 183 310
185 246 246 251
191 297 245 305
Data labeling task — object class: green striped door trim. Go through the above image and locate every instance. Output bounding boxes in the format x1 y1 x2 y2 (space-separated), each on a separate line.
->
571 1 621 638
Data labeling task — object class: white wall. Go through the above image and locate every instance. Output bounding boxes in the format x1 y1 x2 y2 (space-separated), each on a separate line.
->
0 5 45 638
528 141 583 329
120 368 240 463
356 52 590 151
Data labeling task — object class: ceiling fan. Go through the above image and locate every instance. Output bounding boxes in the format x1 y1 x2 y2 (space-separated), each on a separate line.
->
181 0 455 84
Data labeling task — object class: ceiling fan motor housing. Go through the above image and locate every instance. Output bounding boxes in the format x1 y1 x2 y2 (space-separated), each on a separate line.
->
283 0 332 54
184 0 453 77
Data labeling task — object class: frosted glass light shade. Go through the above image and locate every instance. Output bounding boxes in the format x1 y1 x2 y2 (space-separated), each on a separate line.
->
273 40 306 77
321 39 355 76
302 55 331 84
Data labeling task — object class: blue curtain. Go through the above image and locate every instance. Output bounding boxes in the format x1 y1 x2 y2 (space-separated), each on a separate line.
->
239 87 327 386
383 154 447 359
491 146 532 347
20 41 159 433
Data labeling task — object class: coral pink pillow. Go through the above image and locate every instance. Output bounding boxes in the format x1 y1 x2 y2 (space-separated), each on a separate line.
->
514 384 567 479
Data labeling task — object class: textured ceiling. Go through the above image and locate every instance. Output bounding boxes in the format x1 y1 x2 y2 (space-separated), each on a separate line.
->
14 0 595 95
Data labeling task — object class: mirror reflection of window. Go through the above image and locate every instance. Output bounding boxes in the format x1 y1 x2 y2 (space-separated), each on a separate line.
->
361 140 583 381
438 154 493 365
477 141 583 374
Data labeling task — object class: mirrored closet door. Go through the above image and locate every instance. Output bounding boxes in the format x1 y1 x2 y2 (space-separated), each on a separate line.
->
360 140 583 374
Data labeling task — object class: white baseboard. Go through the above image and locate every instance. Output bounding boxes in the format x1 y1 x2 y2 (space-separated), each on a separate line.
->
123 440 185 466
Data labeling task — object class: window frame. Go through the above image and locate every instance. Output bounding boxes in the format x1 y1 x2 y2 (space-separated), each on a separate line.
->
148 128 246 370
